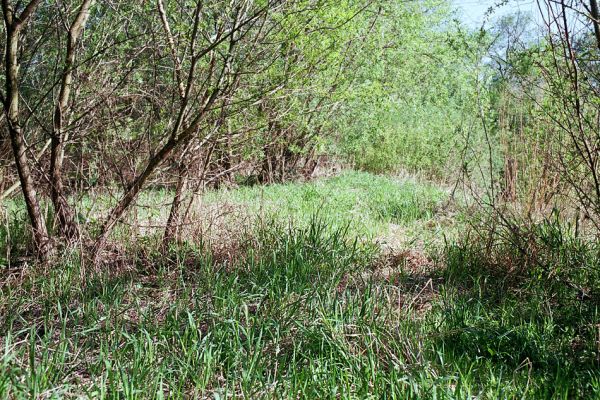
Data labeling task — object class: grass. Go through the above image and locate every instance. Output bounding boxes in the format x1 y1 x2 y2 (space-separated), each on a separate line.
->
437 219 600 398
0 171 449 259
1 172 599 398
207 171 446 229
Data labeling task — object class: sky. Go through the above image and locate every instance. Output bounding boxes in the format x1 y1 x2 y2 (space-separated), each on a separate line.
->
454 0 539 28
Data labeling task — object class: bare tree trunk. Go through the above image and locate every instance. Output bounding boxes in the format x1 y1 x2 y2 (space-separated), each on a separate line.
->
590 0 600 50
157 0 189 248
92 118 208 260
163 165 187 247
50 0 94 241
221 122 233 184
503 157 517 202
92 1 263 262
2 1 51 259
93 137 177 258
1 138 50 201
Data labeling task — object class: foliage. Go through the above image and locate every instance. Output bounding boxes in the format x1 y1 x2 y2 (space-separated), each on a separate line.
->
2 0 600 397
332 1 482 178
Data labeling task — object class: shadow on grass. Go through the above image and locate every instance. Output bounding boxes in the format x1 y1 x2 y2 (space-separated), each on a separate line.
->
428 220 600 397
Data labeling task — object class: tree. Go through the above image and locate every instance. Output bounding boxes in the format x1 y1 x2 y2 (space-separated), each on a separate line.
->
1 0 50 259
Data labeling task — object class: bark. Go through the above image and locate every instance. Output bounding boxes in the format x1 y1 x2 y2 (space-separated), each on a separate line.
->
163 165 187 247
93 137 177 258
590 0 600 50
0 138 50 201
50 0 94 241
156 0 189 247
156 0 185 99
92 1 262 262
503 157 517 202
2 0 50 259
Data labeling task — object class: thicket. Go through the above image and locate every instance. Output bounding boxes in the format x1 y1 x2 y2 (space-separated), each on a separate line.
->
469 4 600 229
0 0 598 263
0 0 481 261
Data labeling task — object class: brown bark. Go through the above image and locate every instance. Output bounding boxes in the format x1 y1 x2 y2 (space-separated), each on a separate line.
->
0 138 50 201
50 0 94 240
163 165 187 247
157 0 189 247
503 157 517 202
590 0 600 50
93 137 177 258
2 0 51 259
156 0 185 99
92 2 265 262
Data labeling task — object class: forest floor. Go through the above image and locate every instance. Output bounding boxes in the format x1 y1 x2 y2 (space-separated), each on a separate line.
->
1 171 599 398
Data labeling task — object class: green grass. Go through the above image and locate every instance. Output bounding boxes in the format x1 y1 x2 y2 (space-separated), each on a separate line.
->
203 170 449 240
435 217 600 398
0 171 448 258
1 172 599 398
220 171 444 221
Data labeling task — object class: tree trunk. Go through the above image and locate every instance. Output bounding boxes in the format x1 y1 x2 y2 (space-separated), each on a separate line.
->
503 157 518 202
49 0 94 241
92 84 220 262
590 0 600 50
163 166 187 247
3 19 51 259
93 137 178 259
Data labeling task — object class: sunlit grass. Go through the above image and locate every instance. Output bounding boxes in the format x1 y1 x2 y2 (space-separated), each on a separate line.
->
204 170 449 238
1 173 599 398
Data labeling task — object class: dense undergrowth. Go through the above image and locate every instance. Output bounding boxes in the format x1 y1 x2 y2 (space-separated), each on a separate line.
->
440 218 600 398
1 173 599 398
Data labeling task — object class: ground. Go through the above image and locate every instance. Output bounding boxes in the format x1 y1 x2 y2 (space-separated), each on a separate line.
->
1 171 599 399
